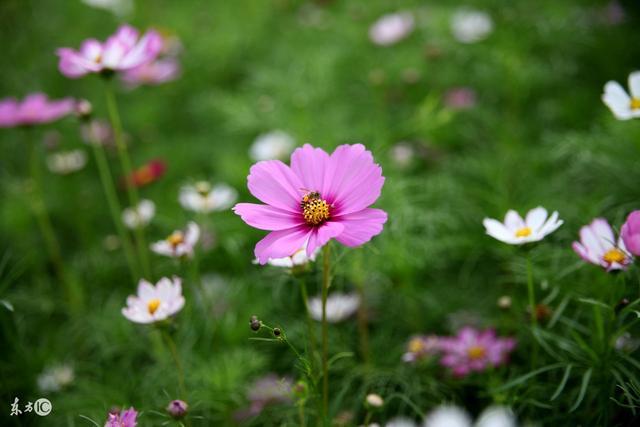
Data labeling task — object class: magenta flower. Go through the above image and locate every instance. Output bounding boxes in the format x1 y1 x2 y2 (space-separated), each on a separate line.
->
622 211 640 257
57 24 162 79
233 144 387 264
0 93 75 128
120 57 180 87
438 327 516 377
105 407 137 427
573 218 632 271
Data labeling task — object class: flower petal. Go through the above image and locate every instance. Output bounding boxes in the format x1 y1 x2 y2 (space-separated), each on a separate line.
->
233 203 304 230
290 144 330 192
525 206 548 232
333 208 387 247
254 225 312 264
307 221 344 255
247 160 304 212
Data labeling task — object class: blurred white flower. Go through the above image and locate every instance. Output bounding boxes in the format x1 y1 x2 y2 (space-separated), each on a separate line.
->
250 130 295 161
483 207 563 245
615 332 640 353
390 143 415 168
257 245 320 268
450 9 493 44
122 277 185 324
81 0 133 17
386 417 418 427
423 405 472 427
602 71 640 120
309 292 360 323
179 181 237 213
366 393 384 408
369 12 415 46
423 405 517 427
151 222 200 258
37 364 74 393
46 149 87 175
122 199 155 229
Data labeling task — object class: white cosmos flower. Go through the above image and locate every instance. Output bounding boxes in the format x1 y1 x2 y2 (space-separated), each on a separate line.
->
179 181 237 213
369 12 415 46
46 150 87 175
386 417 418 427
602 71 640 120
122 277 185 324
423 405 516 427
151 222 200 258
572 218 632 271
249 130 295 161
309 292 360 323
483 207 563 245
82 0 133 17
450 9 493 44
256 245 320 268
122 199 155 229
37 364 75 393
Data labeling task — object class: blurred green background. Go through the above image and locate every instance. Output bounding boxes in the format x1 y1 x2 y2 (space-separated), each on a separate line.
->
2 0 640 425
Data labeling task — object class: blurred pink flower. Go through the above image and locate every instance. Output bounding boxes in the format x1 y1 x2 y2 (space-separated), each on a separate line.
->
121 277 185 324
621 211 640 256
105 407 137 427
402 335 440 363
573 218 632 271
438 327 515 377
233 144 387 264
369 12 415 46
444 87 476 110
0 93 75 128
234 375 293 421
57 24 162 78
151 222 200 259
120 57 180 87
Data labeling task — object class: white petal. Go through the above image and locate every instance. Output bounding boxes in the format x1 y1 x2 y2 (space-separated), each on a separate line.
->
628 71 640 99
525 206 548 231
504 210 524 232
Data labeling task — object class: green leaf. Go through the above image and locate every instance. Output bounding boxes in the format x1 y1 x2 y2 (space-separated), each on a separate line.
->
577 298 611 311
570 368 592 412
0 299 13 312
493 363 565 392
551 364 573 401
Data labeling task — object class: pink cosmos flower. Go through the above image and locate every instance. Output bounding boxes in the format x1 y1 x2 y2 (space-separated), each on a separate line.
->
368 12 415 46
151 222 200 259
621 211 640 257
233 144 387 264
0 94 75 128
572 218 632 271
57 24 162 78
105 407 137 427
444 87 477 110
122 277 185 324
402 335 440 363
438 327 516 377
121 57 180 88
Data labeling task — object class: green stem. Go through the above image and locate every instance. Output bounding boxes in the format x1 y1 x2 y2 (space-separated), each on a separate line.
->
356 281 370 366
526 255 538 367
27 133 82 309
321 244 331 424
89 136 140 283
299 276 317 365
162 330 187 400
104 81 151 279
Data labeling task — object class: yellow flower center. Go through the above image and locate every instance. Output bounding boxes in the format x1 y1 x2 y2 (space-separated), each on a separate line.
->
167 232 184 247
147 298 161 314
195 181 211 196
408 337 425 353
467 345 486 360
630 98 640 110
515 227 532 238
603 248 626 264
301 192 331 226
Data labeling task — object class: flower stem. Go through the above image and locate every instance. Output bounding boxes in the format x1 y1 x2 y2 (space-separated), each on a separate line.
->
321 243 331 424
299 276 317 364
526 254 538 367
104 81 151 279
26 132 83 310
88 135 140 283
162 330 187 400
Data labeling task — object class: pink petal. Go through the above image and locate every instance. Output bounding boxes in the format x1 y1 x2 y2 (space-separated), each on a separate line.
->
247 160 304 213
79 39 103 61
0 98 18 127
333 208 387 247
254 225 312 264
307 221 345 255
119 30 163 70
233 203 304 230
101 36 127 69
57 48 100 78
290 144 330 192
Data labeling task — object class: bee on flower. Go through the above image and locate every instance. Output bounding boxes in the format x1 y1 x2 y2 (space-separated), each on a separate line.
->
483 206 563 245
122 277 184 324
572 218 632 271
179 181 237 213
151 222 200 258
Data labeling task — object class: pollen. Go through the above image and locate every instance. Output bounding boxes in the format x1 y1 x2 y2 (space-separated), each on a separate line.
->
631 98 640 110
301 193 331 226
603 248 626 264
167 232 184 246
467 345 486 360
147 298 161 314
515 227 532 238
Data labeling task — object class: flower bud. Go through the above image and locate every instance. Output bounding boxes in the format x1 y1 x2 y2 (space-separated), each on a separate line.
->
166 399 188 419
497 296 512 309
273 327 281 337
75 99 92 119
365 393 384 408
250 319 261 331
